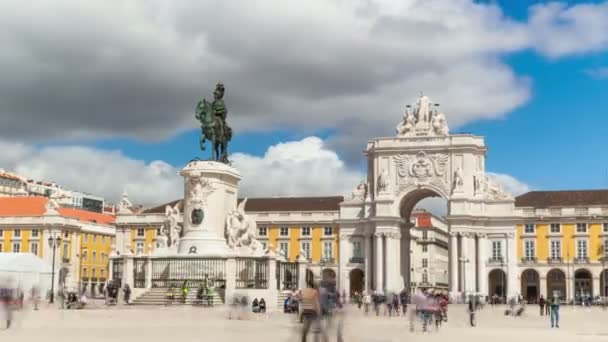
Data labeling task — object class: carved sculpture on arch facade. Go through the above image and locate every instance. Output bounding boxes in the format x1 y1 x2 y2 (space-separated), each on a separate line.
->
393 151 450 196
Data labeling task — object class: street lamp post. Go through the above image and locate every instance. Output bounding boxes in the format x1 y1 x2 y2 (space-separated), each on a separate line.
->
47 234 62 304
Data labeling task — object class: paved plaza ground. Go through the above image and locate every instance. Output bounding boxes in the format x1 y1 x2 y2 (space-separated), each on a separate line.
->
2 304 608 342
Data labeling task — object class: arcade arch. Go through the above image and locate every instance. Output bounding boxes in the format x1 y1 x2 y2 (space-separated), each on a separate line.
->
520 269 540 303
574 269 592 299
349 268 364 295
546 268 566 299
488 269 507 300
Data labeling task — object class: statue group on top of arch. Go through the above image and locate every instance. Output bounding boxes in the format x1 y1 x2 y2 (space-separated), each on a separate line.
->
225 198 263 254
396 93 449 137
474 173 512 201
347 180 369 202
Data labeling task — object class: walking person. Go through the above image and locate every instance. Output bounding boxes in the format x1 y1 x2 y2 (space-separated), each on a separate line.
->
300 282 321 342
1 287 13 329
399 289 408 317
409 289 424 332
363 291 371 315
538 295 546 316
549 294 560 328
468 295 479 327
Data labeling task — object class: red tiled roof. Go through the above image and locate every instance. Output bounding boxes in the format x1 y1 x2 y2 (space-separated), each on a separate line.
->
515 190 608 207
0 196 47 216
0 196 115 224
142 196 344 214
57 207 115 225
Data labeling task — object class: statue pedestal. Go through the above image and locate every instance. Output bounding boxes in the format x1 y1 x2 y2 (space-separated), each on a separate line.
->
177 160 242 256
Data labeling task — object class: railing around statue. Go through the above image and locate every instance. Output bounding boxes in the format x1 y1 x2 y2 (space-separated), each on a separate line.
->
276 261 299 290
236 258 268 289
133 258 146 288
150 257 226 289
111 259 124 287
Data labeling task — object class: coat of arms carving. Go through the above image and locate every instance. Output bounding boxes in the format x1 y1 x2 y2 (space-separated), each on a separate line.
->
393 151 449 193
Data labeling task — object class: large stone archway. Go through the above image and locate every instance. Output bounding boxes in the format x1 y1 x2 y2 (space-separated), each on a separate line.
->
337 93 518 297
521 269 540 303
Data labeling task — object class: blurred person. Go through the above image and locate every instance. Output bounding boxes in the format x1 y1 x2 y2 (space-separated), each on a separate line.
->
549 293 560 328
1 284 14 329
259 298 266 313
31 286 40 310
252 298 259 313
538 295 546 316
468 294 479 327
399 289 408 316
124 284 132 304
362 291 371 315
300 282 321 342
409 289 424 332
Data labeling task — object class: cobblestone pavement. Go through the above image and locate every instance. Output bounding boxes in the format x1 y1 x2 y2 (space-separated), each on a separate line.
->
2 304 608 342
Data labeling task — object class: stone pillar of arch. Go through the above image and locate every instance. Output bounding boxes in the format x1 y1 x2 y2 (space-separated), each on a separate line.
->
449 232 459 293
374 232 384 291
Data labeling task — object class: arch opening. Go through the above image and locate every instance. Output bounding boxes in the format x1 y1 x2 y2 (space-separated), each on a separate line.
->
488 269 507 302
574 269 592 302
601 269 608 297
349 269 364 296
397 188 448 294
546 268 566 300
520 269 540 303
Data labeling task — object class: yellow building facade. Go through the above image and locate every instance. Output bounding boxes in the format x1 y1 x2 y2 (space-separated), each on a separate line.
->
513 190 608 302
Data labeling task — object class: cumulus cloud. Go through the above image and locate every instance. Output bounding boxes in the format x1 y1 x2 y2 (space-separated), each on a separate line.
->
487 172 531 197
584 67 608 79
0 136 364 205
2 0 606 160
232 137 364 198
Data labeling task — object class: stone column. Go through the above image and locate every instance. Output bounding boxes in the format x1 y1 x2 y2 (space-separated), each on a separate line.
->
338 235 349 292
297 259 307 290
374 232 384 291
364 233 371 291
122 256 134 291
506 233 517 299
145 257 153 289
385 231 402 292
108 258 114 281
449 232 458 293
539 276 547 299
225 258 236 306
460 233 469 294
476 233 487 294
267 257 278 309
402 231 411 291
593 276 600 297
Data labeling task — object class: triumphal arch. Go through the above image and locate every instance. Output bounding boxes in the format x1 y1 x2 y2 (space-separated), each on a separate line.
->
338 94 519 298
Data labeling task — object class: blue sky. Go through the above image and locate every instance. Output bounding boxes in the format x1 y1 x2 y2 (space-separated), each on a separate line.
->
1 0 608 204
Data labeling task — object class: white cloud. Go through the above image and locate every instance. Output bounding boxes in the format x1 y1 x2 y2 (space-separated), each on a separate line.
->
487 172 531 197
528 2 608 58
584 67 608 79
232 137 364 198
0 136 364 205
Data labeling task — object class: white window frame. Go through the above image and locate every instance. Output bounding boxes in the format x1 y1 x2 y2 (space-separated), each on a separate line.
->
136 228 145 237
279 226 289 237
422 230 428 240
301 226 311 236
604 223 608 233
301 242 311 260
422 271 428 284
323 241 333 261
31 229 39 238
422 258 428 268
30 242 38 256
491 240 502 260
603 239 608 258
352 241 362 258
13 229 21 238
324 226 333 236
92 251 97 262
576 223 588 233
12 242 20 253
524 239 535 260
100 269 104 278
0 243 2 252
92 268 96 278
279 242 289 257
550 223 561 234
136 242 144 255
550 239 561 260
524 224 535 234
261 242 268 251
576 239 588 259
258 226 267 237
0 230 3 237
422 244 428 253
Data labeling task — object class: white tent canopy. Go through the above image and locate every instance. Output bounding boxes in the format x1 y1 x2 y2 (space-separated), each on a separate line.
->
0 253 53 296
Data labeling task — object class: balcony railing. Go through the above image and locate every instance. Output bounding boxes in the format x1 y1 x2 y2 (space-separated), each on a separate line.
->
521 257 537 264
349 257 365 264
574 257 590 264
547 257 563 264
320 258 335 264
488 257 504 264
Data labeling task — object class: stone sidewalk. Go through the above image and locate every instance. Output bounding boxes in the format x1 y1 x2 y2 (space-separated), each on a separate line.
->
2 304 608 342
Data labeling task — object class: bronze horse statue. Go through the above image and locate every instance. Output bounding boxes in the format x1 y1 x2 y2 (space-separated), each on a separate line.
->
195 99 232 163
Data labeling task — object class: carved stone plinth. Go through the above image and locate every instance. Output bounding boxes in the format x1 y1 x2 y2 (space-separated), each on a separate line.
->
177 160 242 255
